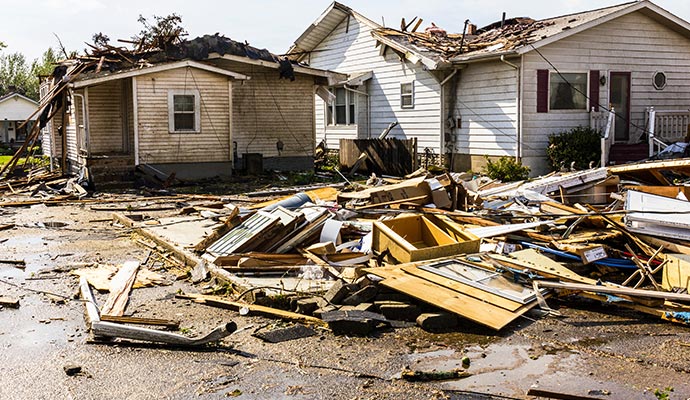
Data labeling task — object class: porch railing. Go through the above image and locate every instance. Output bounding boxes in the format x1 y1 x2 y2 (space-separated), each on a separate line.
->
646 107 690 157
590 107 615 166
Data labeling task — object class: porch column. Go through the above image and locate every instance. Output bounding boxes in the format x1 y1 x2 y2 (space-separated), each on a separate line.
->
132 77 139 166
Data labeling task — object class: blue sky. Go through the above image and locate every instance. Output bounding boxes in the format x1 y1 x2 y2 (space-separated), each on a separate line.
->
1 0 689 62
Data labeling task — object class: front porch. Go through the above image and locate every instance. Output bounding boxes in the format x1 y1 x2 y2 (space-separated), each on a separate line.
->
72 78 136 183
591 107 690 166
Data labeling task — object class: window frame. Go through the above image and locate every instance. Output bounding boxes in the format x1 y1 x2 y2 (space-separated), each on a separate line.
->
400 81 415 109
326 87 357 127
548 71 588 112
168 89 201 133
653 71 667 90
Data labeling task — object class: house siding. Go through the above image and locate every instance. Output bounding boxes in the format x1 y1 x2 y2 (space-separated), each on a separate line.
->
223 62 316 169
87 80 125 154
521 11 690 175
452 60 519 163
135 67 231 165
306 16 442 154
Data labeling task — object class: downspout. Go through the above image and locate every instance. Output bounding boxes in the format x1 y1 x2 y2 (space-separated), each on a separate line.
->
500 55 521 162
438 69 458 168
132 77 139 166
344 84 370 138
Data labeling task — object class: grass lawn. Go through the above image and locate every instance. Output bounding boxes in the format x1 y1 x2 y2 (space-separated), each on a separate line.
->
0 155 11 167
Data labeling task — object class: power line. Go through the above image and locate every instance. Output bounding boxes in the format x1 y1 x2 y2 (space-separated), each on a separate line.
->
529 44 654 139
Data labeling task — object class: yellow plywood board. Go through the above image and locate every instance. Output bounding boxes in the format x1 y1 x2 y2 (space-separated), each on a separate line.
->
365 266 533 330
400 265 524 312
489 249 598 285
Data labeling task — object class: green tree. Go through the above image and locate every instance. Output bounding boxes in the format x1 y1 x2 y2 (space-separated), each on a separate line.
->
132 14 187 50
0 52 34 98
0 47 57 101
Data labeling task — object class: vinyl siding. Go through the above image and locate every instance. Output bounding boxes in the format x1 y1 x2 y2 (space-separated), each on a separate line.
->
521 11 690 175
135 67 231 164
222 62 316 159
307 16 442 153
87 80 125 154
452 61 519 157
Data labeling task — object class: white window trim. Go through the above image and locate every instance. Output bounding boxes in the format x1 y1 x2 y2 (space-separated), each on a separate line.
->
168 89 201 133
326 87 357 127
400 81 415 109
653 71 667 90
548 71 589 112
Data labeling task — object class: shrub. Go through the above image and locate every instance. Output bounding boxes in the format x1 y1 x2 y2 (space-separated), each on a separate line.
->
546 126 601 171
484 156 530 182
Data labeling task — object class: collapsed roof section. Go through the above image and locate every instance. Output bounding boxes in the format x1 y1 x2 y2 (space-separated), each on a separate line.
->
370 0 690 67
69 33 343 87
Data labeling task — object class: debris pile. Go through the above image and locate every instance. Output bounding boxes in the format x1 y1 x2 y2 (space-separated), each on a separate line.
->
8 158 672 346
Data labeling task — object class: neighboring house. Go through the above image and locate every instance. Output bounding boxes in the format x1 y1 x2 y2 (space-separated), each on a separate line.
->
289 1 690 176
40 35 344 182
287 2 447 164
0 93 38 146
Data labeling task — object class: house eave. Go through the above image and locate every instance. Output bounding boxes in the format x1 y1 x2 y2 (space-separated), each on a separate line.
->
372 32 446 70
207 53 347 83
71 60 249 89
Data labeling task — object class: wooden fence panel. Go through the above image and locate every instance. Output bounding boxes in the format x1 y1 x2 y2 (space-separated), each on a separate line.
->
339 138 417 176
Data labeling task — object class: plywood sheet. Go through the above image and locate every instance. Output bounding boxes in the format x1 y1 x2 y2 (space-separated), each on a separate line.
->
400 265 523 312
365 266 534 330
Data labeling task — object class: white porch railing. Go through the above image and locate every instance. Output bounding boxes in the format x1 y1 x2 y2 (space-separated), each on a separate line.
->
646 107 689 157
590 107 615 166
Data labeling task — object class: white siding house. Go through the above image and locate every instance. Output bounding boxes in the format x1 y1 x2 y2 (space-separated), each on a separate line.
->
294 1 690 176
40 38 345 183
0 93 38 145
288 3 445 158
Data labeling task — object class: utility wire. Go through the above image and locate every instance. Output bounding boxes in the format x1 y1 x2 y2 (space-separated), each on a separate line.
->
529 44 655 139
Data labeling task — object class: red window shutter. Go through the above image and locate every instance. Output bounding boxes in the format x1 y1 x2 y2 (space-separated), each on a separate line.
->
589 70 600 112
536 69 549 113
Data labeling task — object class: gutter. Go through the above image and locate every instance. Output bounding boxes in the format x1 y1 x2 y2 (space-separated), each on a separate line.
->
499 55 521 162
451 49 519 64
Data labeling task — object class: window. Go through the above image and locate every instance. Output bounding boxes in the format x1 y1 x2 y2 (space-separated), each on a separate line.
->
549 72 587 110
327 87 356 126
401 81 414 108
653 71 667 90
168 90 200 133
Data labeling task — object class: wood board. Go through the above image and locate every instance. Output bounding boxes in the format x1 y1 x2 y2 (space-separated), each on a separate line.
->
399 265 524 312
364 266 535 330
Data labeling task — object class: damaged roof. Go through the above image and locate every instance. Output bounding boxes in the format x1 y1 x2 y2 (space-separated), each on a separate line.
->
70 33 344 87
371 0 690 66
287 1 381 62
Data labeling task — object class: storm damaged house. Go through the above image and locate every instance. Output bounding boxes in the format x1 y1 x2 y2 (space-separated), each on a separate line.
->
40 35 344 182
289 1 690 175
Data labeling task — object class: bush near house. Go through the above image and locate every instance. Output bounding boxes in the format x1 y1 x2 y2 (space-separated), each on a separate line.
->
546 126 601 171
483 156 531 182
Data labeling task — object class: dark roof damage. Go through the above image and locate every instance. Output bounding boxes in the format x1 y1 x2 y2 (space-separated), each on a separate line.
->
72 33 299 81
373 2 636 65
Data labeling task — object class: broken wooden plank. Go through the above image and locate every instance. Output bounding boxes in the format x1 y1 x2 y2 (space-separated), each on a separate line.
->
179 293 328 328
79 276 100 324
399 265 524 312
0 259 26 268
99 315 180 330
0 296 20 308
364 266 536 330
100 261 140 316
526 388 604 400
534 280 690 303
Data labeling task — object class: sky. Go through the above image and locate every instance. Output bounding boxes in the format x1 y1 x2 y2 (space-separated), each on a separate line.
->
1 0 690 62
